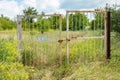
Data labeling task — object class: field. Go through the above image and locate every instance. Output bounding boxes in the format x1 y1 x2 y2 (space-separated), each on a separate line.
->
0 30 120 80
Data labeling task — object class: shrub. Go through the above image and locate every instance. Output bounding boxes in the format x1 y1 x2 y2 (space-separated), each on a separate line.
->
0 62 29 80
0 39 18 62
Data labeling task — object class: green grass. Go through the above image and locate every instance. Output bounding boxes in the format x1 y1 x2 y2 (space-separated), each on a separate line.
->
0 30 120 80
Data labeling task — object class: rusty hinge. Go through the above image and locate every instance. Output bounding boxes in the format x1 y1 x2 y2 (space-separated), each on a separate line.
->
58 40 63 43
18 21 21 25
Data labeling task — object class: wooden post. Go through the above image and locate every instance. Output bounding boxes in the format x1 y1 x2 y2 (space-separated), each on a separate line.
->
105 11 111 59
17 15 22 52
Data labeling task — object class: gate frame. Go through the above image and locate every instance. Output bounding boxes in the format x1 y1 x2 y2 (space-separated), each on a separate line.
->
17 14 63 65
66 10 111 64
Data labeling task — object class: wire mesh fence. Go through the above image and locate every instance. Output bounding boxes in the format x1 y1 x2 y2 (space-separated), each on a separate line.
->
0 9 112 80
17 14 64 68
66 10 107 64
110 7 120 63
17 10 110 68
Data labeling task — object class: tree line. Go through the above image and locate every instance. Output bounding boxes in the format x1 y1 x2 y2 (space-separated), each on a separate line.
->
0 6 120 34
21 8 105 31
0 15 16 30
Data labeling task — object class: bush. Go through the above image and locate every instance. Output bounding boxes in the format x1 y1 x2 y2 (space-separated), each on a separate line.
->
0 39 18 62
0 62 29 80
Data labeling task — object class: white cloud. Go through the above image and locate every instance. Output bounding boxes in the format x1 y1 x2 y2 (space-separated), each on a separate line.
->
36 0 62 13
98 0 116 7
0 0 63 19
0 0 119 19
60 0 120 10
0 0 21 19
0 0 38 19
22 0 37 8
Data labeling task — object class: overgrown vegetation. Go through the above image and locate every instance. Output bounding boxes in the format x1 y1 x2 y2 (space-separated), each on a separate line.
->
0 15 16 30
0 5 120 80
0 39 29 80
0 62 29 80
0 39 18 62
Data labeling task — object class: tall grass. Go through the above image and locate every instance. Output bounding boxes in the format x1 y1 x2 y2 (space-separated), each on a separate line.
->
1 30 120 80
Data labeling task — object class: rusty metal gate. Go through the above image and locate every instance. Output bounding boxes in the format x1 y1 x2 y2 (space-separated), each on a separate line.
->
66 10 110 64
17 10 110 67
17 14 64 67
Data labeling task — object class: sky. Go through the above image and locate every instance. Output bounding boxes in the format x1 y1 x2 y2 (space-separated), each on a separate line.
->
0 0 119 19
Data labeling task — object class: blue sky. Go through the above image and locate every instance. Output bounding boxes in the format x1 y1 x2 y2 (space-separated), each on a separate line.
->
0 0 119 19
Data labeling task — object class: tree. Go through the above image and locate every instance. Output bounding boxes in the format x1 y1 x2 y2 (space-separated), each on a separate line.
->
50 14 59 30
90 9 105 30
23 7 38 23
36 16 50 33
110 8 120 34
92 5 120 34
23 7 38 15
22 7 38 31
69 13 89 31
62 16 66 31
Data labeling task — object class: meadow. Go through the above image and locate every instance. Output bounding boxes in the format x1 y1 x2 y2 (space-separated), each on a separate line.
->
0 30 120 80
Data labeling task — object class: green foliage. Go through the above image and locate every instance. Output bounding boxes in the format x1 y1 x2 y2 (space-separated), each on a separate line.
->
21 49 34 66
21 42 60 67
0 39 34 80
0 62 29 80
93 6 120 34
23 7 38 16
35 16 51 33
0 15 16 30
51 15 59 29
62 16 66 31
1 6 120 80
0 39 18 62
69 13 89 31
53 65 72 80
110 8 120 34
69 39 104 63
22 12 60 33
1 30 120 80
90 9 105 30
22 7 38 30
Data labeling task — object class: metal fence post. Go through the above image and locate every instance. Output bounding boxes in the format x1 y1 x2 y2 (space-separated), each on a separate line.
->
59 15 62 65
17 15 22 53
105 11 111 59
66 11 69 64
